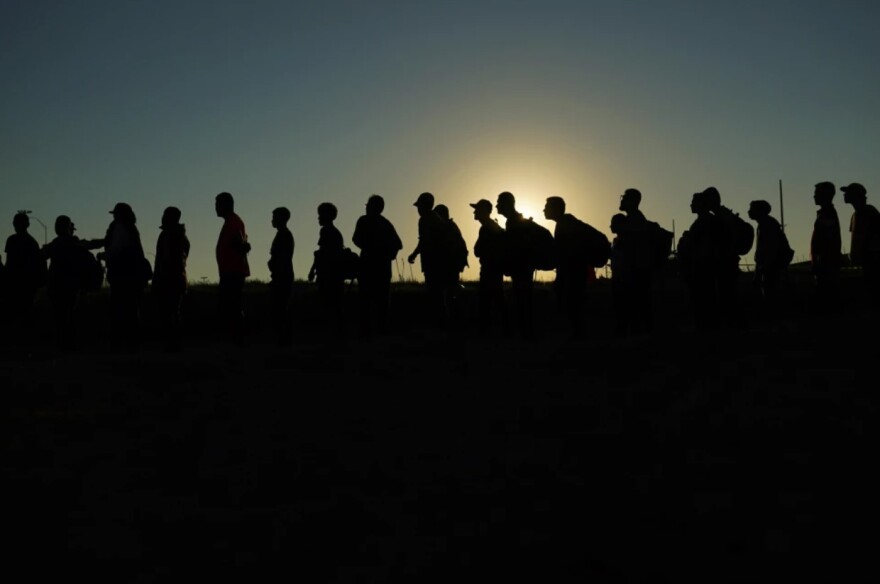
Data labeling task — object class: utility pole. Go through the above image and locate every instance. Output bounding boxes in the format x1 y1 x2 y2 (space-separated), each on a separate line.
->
778 179 785 233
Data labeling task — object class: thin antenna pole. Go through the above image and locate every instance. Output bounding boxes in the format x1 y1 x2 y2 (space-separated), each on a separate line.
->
778 179 785 233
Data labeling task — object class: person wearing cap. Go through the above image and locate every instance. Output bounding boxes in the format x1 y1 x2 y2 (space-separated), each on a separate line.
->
97 202 151 350
842 182 880 303
811 181 843 313
495 191 537 340
152 206 191 351
215 191 251 345
4 211 47 344
407 192 452 329
352 194 403 339
471 198 508 336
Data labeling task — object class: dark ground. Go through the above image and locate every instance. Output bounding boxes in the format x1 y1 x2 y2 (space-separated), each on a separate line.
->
2 269 878 583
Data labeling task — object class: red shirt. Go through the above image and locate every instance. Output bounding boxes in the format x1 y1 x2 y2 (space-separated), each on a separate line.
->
216 213 250 277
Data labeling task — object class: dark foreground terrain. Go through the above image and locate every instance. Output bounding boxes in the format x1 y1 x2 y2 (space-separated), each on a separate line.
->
3 270 878 583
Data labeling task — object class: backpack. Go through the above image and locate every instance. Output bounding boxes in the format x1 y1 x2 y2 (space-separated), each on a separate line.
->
443 219 469 273
77 248 105 292
521 217 557 270
340 247 360 281
575 218 611 268
647 221 674 268
718 206 755 256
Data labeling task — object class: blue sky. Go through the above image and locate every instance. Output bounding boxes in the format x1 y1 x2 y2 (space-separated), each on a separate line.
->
3 0 878 282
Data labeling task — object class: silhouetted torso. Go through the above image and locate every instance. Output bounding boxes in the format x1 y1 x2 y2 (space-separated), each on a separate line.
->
352 211 403 338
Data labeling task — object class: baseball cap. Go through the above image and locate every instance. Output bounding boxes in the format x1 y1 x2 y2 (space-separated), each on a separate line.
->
469 199 492 212
414 192 434 207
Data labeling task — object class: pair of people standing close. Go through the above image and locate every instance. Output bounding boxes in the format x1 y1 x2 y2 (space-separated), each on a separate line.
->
407 192 468 332
307 195 403 344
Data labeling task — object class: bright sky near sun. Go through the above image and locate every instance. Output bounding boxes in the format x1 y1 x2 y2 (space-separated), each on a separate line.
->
2 0 878 283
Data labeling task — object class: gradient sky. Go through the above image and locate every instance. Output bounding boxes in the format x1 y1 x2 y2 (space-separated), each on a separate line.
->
3 0 878 283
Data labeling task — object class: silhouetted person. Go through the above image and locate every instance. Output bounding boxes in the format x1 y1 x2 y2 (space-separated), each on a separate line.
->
810 181 842 315
747 200 792 327
434 203 469 328
352 194 403 339
496 191 537 340
842 182 880 307
407 192 452 330
4 211 47 345
619 188 658 334
41 216 102 350
703 186 744 330
308 202 347 344
96 202 151 350
543 196 593 340
268 206 295 346
470 198 508 336
609 213 635 337
152 206 190 352
215 192 251 345
677 190 724 332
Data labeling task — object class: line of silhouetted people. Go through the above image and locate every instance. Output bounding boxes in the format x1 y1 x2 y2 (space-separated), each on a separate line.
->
1 183 878 352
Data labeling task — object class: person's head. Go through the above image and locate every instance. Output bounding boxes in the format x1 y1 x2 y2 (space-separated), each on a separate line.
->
215 192 234 218
271 206 290 229
54 215 74 237
543 196 566 221
841 182 867 206
161 206 182 228
747 200 771 221
13 211 29 233
469 199 493 221
496 191 516 217
701 187 721 210
814 181 836 206
434 204 450 220
366 194 384 215
620 188 642 213
317 202 337 225
413 191 434 214
110 202 136 224
690 191 708 215
610 212 628 234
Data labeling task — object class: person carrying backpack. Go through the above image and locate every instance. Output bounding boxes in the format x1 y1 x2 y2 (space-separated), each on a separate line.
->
434 204 469 328
703 186 751 330
495 191 539 340
352 194 403 339
619 188 670 334
747 199 793 326
470 198 509 337
408 192 455 330
542 195 600 341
